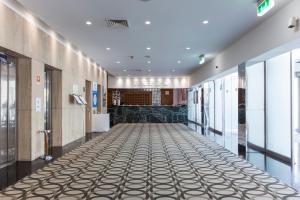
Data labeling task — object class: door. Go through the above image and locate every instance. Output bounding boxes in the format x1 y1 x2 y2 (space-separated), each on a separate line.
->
0 53 16 167
161 89 173 105
44 69 52 131
44 68 52 154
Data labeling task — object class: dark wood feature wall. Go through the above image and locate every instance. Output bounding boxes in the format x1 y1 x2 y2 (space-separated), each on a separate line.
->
161 89 173 105
123 91 152 105
108 89 152 106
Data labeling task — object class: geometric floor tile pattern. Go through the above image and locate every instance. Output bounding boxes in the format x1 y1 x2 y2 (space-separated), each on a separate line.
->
0 123 299 200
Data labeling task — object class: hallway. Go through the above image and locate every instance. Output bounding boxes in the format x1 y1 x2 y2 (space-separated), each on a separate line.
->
0 123 299 199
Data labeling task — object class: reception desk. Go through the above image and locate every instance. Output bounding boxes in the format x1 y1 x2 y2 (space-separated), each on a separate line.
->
108 105 187 126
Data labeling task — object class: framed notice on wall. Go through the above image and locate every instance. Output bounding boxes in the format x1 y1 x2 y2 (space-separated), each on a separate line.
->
92 91 98 108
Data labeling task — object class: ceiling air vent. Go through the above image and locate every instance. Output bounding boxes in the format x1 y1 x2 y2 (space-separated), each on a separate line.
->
127 69 142 72
105 19 129 28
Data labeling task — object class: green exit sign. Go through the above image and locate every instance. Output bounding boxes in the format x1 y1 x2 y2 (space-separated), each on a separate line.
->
257 0 275 17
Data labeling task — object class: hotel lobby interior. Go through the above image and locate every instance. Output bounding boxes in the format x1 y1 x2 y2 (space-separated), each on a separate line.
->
0 0 300 199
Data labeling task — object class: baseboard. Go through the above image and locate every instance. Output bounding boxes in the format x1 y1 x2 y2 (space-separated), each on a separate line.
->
247 142 291 165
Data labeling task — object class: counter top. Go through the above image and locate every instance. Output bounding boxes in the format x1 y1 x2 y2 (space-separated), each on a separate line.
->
108 105 188 126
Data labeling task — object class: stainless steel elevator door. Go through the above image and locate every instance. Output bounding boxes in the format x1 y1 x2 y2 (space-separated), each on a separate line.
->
44 70 52 131
7 58 16 162
0 54 16 166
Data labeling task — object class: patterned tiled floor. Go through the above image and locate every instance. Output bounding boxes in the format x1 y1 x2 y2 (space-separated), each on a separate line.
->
0 123 299 199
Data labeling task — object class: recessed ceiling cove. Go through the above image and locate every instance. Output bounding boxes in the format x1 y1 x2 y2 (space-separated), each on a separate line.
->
17 0 290 76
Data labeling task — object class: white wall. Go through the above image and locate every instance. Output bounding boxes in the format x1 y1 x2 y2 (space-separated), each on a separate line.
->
191 0 300 86
108 76 190 89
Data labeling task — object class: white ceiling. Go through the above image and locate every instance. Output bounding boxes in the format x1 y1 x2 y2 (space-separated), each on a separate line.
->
17 0 289 77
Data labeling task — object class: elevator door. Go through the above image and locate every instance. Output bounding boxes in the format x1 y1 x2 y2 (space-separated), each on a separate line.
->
0 54 16 167
44 69 52 130
44 69 52 154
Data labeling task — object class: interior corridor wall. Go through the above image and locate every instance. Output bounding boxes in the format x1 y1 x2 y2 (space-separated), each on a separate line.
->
188 71 239 154
0 2 107 161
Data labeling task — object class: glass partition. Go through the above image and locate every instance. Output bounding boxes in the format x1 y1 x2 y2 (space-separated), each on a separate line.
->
215 78 223 133
208 81 215 131
266 52 291 158
246 62 265 148
224 72 239 154
188 89 195 122
196 87 202 125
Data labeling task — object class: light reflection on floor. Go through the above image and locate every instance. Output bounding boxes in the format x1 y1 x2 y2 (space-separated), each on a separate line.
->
187 122 300 192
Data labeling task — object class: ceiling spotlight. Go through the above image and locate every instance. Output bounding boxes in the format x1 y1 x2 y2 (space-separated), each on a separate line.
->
85 21 92 25
186 47 191 50
148 69 152 72
146 47 151 50
177 60 181 64
106 47 111 51
123 69 127 72
147 61 151 64
145 20 151 25
116 61 121 64
202 20 209 24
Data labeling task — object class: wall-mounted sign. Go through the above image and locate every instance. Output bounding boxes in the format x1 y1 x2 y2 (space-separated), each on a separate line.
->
92 91 98 108
35 97 42 112
257 0 275 17
72 84 79 94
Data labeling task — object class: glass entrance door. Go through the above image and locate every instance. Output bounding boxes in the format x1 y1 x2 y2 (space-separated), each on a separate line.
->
0 53 16 167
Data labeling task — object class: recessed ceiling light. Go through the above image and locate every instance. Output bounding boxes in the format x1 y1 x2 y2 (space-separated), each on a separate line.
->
106 47 111 51
116 61 121 64
145 20 151 25
146 47 151 50
85 21 92 25
177 60 181 64
172 69 176 72
147 61 151 64
123 69 127 72
186 47 191 50
202 20 209 24
148 69 152 72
